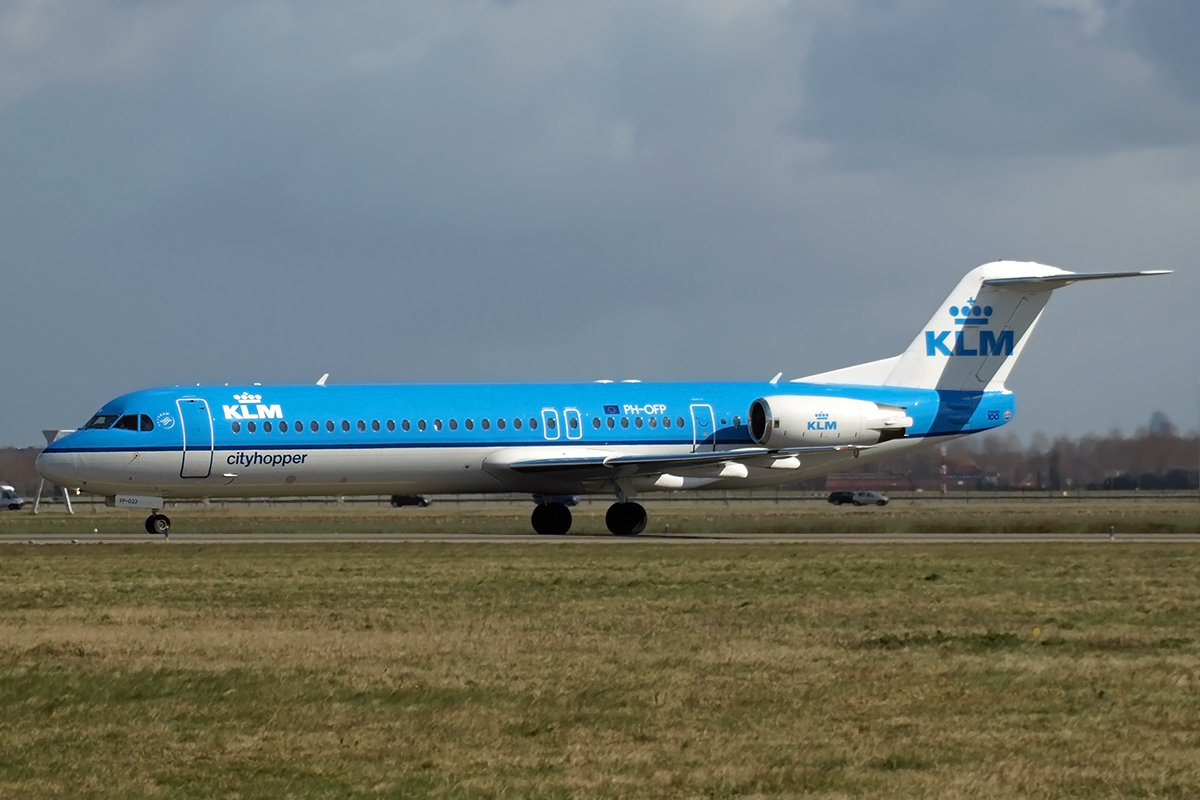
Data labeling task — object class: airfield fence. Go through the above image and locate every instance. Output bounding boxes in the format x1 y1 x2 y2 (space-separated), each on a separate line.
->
26 488 1200 512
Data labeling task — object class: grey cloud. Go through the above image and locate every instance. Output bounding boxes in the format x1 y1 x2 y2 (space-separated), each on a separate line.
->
797 0 1200 162
0 1 1194 446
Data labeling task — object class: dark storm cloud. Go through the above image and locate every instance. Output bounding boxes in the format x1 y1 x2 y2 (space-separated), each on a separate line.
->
0 1 1194 446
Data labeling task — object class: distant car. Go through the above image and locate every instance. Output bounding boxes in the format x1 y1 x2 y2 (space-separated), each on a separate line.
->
828 490 888 507
390 494 431 508
1 484 24 511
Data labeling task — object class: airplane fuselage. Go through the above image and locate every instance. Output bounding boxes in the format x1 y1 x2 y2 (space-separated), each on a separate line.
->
36 381 1011 499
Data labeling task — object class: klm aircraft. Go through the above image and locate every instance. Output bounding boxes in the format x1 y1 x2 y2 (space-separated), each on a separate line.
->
36 261 1166 536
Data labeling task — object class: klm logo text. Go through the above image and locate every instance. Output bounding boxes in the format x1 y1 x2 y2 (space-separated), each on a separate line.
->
223 404 284 420
808 413 837 431
925 329 1014 357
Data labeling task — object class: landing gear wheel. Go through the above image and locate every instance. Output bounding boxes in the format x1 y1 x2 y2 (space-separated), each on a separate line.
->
605 502 647 536
8 503 19 511
531 503 572 535
145 514 171 536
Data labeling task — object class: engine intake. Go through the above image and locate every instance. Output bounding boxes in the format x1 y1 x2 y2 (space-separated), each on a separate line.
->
748 395 912 448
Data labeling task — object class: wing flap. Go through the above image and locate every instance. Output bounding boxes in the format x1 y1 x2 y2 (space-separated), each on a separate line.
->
502 444 869 478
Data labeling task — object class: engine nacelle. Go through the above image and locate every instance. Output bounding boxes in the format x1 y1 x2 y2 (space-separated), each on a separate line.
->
747 395 912 448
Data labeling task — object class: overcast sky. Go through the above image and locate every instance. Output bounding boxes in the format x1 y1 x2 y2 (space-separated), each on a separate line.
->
1 0 1197 447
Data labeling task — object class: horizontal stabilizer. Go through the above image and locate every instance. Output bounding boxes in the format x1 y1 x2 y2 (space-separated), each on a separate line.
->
982 270 1170 291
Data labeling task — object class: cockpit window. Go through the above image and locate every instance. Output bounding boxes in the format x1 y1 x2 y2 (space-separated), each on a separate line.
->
85 414 119 429
113 415 140 431
140 414 154 432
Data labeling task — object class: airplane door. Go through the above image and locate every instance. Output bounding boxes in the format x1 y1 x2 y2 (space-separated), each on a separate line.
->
563 408 583 440
541 408 561 441
177 398 214 479
690 404 715 452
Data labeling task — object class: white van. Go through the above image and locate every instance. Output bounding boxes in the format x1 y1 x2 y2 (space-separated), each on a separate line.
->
1 485 25 511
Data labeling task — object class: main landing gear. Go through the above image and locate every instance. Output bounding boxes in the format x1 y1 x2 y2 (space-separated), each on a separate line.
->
605 502 647 536
527 500 649 536
531 502 572 536
145 513 170 537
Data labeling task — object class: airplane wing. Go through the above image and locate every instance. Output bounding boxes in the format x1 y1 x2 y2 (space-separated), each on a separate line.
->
500 444 870 479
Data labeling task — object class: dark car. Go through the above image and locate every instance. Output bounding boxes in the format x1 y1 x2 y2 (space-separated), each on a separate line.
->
390 494 431 508
828 490 888 507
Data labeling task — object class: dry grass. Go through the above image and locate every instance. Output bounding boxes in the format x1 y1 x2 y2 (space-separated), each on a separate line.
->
1 544 1199 798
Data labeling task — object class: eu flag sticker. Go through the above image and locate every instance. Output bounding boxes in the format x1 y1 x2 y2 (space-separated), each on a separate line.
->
603 405 619 415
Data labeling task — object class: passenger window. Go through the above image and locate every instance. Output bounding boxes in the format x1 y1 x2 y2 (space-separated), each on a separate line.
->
433 419 442 431
529 418 537 430
357 420 366 432
311 421 319 432
592 418 601 429
648 417 657 428
676 416 685 428
326 421 334 432
263 421 273 433
465 419 473 431
607 417 615 429
498 418 506 430
371 420 380 432
418 420 427 431
341 420 350 432
295 420 303 432
402 420 411 432
569 417 578 429
280 421 289 432
481 419 490 430
635 417 643 428
514 418 522 430
248 421 257 433
734 416 741 427
449 419 458 431
232 421 241 433
621 417 629 429
113 415 139 431
663 416 671 428
386 420 395 432
547 417 556 430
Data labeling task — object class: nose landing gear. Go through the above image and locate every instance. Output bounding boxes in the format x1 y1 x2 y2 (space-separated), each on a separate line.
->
145 513 170 537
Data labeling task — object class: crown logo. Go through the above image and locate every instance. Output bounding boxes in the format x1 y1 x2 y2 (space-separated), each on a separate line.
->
233 392 262 404
948 298 993 326
814 412 829 420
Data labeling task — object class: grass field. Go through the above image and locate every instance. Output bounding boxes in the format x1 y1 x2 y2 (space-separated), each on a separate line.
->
4 496 1199 536
2 542 1199 798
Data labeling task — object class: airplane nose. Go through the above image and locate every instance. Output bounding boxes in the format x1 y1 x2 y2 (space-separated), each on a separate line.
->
36 450 81 488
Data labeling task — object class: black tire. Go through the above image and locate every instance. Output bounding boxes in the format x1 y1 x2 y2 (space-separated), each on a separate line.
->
605 502 647 536
8 503 19 511
148 514 170 536
531 503 572 535
877 500 887 506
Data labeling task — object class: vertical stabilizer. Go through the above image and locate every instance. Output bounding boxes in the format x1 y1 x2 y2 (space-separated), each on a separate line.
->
883 261 1167 391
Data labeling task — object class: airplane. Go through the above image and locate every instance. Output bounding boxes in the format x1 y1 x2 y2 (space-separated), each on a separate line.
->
35 261 1167 536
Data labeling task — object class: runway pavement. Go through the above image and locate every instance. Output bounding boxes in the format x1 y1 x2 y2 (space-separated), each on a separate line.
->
3 532 1200 545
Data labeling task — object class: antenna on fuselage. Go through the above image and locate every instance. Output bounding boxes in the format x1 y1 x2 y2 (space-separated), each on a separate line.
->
769 372 783 385
316 373 329 386
32 430 75 515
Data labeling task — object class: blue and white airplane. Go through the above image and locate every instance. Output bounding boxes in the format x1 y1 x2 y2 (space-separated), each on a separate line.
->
36 261 1165 536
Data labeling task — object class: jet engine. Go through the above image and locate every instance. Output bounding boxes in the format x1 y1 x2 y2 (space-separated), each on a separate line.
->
747 395 912 448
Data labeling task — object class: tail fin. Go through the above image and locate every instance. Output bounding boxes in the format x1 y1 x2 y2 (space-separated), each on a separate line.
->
881 261 1167 390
